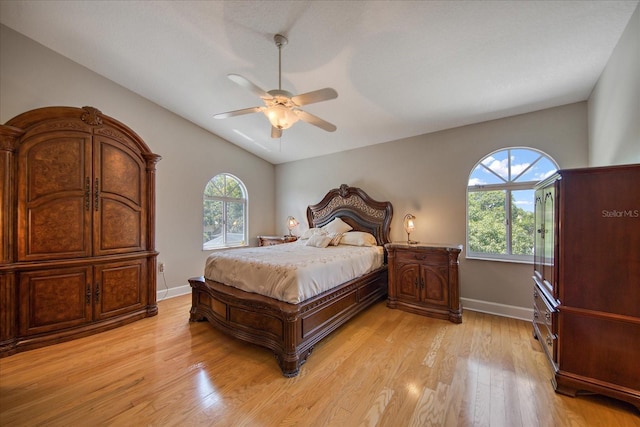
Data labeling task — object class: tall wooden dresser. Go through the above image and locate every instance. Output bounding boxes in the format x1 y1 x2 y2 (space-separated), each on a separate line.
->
532 164 639 410
0 106 161 356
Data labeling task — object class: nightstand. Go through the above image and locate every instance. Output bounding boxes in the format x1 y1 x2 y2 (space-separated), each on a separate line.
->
385 242 463 323
258 235 298 246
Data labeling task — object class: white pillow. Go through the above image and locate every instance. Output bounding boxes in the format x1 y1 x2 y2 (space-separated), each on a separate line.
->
300 228 325 240
339 231 377 247
321 217 353 235
305 234 332 248
328 232 344 246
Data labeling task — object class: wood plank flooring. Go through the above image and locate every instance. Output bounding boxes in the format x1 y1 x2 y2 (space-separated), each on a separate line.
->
1 295 638 426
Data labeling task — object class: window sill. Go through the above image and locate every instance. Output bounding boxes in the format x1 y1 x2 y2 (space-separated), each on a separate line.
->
203 243 248 252
465 255 533 265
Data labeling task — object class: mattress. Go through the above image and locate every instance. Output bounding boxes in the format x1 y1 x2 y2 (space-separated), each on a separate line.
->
203 241 384 304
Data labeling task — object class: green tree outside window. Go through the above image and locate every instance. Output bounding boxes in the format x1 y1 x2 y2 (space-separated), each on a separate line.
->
203 174 247 249
467 148 557 262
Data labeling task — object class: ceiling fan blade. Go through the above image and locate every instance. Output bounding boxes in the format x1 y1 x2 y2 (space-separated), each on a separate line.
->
271 126 282 139
213 106 263 119
294 110 337 132
291 88 338 106
228 74 273 99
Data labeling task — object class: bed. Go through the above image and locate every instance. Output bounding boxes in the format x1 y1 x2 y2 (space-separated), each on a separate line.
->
188 184 393 377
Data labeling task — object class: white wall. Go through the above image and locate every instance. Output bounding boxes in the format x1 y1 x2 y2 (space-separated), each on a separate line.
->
7 9 633 317
276 103 589 317
588 4 640 165
0 25 276 297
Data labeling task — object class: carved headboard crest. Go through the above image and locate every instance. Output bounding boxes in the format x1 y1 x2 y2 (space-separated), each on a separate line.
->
306 184 393 245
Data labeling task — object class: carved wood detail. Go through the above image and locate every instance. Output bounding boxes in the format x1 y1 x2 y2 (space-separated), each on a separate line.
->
190 185 393 377
0 106 160 357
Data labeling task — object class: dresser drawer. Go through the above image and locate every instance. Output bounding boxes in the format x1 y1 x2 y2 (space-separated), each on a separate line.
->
533 286 555 331
533 282 558 369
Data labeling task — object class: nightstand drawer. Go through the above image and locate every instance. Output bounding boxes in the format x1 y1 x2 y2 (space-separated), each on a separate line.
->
395 249 448 265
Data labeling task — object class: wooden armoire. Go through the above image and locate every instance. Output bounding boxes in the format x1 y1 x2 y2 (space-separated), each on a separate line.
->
532 164 639 410
0 106 161 356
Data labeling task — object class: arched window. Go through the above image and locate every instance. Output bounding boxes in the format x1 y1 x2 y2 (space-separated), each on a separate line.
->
203 173 247 250
467 148 558 262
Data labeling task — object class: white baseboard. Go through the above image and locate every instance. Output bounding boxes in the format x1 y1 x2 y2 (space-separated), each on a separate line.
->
461 297 533 321
157 284 191 302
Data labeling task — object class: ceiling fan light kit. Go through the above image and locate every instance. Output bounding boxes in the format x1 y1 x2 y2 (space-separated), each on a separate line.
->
214 34 338 138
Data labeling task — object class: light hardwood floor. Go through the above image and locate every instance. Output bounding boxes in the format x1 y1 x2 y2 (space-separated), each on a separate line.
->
1 294 638 426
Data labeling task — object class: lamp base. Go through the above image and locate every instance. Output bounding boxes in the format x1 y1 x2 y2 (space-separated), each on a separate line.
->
407 240 418 244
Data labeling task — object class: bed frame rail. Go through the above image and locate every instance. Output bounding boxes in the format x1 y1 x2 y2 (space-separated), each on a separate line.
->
189 267 387 377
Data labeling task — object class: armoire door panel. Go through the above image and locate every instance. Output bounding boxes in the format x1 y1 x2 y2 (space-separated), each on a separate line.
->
17 134 92 261
97 199 143 252
24 197 89 259
93 136 146 255
533 189 544 282
94 259 146 320
559 311 640 391
19 267 92 335
542 187 556 295
22 135 89 201
559 170 640 317
97 139 143 205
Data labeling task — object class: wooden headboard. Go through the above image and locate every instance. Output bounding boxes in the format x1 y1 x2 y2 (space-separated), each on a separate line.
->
306 184 393 246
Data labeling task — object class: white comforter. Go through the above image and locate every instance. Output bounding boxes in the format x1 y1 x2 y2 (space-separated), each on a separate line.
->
203 241 384 304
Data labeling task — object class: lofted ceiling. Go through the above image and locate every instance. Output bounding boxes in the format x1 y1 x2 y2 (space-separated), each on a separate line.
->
1 1 638 164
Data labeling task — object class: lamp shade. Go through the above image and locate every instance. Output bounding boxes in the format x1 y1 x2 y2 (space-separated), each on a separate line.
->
403 214 416 233
286 216 299 235
265 105 299 130
403 214 417 244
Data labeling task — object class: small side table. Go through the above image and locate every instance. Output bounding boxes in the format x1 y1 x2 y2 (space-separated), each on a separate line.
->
385 242 463 323
258 235 298 246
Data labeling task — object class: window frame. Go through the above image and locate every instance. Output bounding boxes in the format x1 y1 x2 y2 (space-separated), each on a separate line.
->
202 173 248 250
466 147 558 263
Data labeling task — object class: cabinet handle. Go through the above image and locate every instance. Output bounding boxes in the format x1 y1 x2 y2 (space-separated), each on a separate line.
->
95 282 100 303
86 283 91 304
85 177 91 211
94 178 100 211
414 278 419 288
414 254 427 260
420 278 425 289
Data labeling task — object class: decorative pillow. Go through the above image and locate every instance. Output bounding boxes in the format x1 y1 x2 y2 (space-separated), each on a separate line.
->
339 231 378 247
321 217 353 235
300 228 325 240
328 232 344 246
305 234 332 248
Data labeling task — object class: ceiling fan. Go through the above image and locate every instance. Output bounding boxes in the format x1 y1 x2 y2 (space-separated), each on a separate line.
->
214 34 338 138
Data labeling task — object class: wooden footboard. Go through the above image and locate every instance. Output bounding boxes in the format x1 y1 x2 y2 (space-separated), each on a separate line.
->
189 267 387 377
